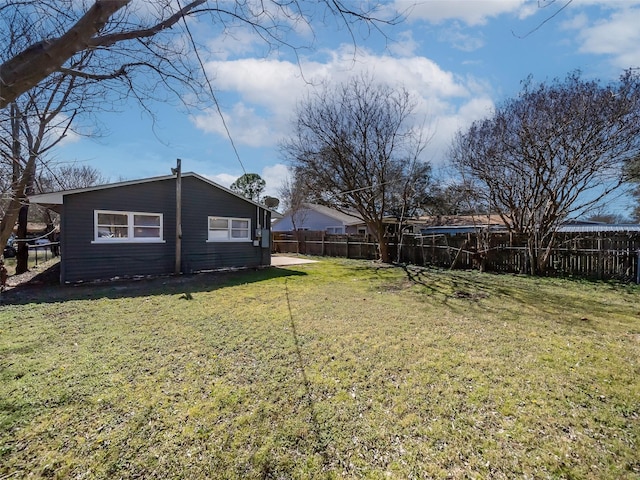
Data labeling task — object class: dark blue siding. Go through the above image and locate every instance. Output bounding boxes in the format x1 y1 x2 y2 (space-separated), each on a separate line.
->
60 175 271 283
180 177 270 273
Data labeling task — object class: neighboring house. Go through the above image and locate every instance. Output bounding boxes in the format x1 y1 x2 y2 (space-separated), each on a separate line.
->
272 203 367 235
419 216 640 236
556 220 640 233
419 214 507 236
29 172 274 283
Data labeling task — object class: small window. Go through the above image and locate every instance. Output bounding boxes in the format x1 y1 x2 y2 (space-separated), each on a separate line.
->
97 212 128 238
94 210 164 243
208 216 251 242
134 214 162 238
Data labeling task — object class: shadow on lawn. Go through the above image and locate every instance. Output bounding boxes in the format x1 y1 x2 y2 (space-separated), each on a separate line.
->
283 278 332 477
1 262 307 305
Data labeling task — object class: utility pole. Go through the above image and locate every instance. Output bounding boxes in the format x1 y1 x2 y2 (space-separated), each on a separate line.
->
172 159 182 274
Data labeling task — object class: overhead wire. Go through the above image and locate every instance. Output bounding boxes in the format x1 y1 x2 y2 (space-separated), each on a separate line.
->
176 0 247 175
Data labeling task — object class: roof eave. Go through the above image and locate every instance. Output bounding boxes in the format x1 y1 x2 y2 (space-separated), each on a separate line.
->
28 172 280 215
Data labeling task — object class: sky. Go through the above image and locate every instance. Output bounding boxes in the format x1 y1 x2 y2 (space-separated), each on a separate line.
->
55 0 640 213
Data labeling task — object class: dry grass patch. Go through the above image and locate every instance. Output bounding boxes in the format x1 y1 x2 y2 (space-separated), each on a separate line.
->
1 258 639 479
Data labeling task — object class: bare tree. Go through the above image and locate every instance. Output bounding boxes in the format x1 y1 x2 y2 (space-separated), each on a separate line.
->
0 0 399 262
277 172 312 231
450 70 640 275
0 70 95 272
282 74 431 262
585 210 632 225
0 0 399 109
624 152 640 221
38 164 108 192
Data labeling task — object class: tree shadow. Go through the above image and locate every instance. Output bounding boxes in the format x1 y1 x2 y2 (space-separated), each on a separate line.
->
397 263 477 300
283 278 332 478
1 263 307 305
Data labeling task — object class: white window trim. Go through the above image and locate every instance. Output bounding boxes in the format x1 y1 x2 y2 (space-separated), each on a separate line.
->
92 210 165 244
207 216 252 242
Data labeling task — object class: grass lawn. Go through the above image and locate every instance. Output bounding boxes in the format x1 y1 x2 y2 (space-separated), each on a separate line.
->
1 258 639 479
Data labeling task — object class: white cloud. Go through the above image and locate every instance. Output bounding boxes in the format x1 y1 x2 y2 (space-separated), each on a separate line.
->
42 113 83 147
560 12 589 31
191 103 273 148
388 30 420 57
201 163 289 201
437 23 485 52
572 7 640 68
192 46 495 169
422 95 495 164
261 163 290 198
398 0 529 26
205 172 237 189
206 29 263 61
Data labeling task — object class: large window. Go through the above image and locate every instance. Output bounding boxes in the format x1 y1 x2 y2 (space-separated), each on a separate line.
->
94 210 164 243
208 216 251 242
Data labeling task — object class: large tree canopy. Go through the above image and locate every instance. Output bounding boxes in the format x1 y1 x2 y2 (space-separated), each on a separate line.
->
282 74 432 262
450 70 640 275
230 173 265 203
0 0 396 110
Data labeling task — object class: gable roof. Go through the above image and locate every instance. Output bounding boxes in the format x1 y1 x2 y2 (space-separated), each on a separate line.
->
298 203 363 226
29 172 280 215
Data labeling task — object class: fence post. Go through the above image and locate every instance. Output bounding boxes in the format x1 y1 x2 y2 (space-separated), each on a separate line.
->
597 234 603 280
345 235 349 259
637 249 640 284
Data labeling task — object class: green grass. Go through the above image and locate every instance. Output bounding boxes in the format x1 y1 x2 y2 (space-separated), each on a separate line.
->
1 258 639 479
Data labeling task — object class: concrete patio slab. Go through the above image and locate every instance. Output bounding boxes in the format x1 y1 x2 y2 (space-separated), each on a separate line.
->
271 256 319 266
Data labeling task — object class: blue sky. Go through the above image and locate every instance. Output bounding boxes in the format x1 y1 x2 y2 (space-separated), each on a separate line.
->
56 0 640 213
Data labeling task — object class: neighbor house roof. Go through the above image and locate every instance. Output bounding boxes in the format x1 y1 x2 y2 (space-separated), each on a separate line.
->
417 215 640 235
415 214 507 227
29 172 281 216
299 203 363 225
557 223 640 233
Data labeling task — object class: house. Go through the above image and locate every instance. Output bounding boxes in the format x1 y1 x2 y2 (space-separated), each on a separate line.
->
556 220 640 233
418 214 507 236
418 216 640 236
29 172 274 283
272 203 367 235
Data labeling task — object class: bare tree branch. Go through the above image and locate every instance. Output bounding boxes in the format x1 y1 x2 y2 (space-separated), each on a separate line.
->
0 0 130 108
450 70 640 274
282 74 432 262
512 0 573 39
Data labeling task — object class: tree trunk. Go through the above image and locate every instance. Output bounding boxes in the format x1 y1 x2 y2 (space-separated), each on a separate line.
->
527 240 538 276
378 237 392 263
0 156 36 261
15 204 29 274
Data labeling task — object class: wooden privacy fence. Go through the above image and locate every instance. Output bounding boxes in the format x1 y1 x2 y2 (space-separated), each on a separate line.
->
272 231 379 260
272 231 640 282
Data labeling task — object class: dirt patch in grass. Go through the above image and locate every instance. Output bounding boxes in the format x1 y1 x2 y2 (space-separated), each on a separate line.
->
4 258 61 289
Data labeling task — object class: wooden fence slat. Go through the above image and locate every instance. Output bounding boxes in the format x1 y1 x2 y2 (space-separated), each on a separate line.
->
272 231 640 282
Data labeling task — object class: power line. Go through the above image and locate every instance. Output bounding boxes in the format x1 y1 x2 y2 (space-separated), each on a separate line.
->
177 0 247 175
